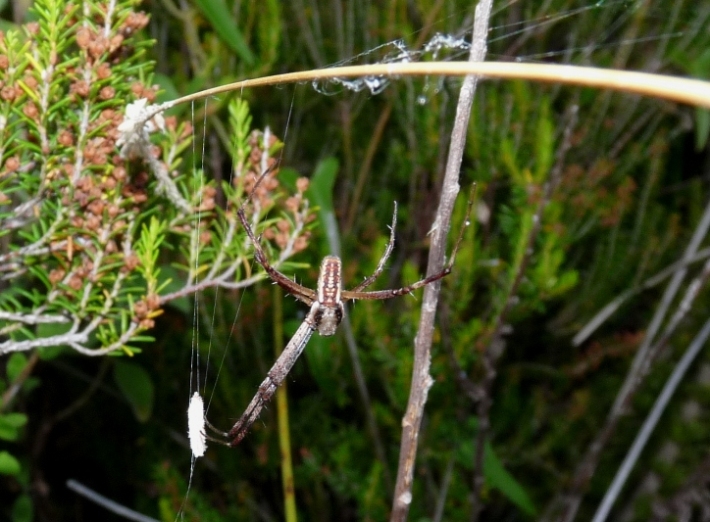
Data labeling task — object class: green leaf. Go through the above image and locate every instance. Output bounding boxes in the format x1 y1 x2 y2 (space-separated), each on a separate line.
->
35 321 72 360
308 157 339 214
306 157 339 257
1 413 28 428
113 360 154 422
11 493 33 522
484 443 536 516
37 346 66 361
195 0 255 65
0 424 18 441
0 451 21 475
0 413 27 441
256 0 281 70
6 353 28 381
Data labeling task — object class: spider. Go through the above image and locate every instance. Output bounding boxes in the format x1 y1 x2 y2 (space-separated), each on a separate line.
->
206 193 472 446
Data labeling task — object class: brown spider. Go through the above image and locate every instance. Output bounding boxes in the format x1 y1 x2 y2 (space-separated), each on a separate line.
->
206 195 472 446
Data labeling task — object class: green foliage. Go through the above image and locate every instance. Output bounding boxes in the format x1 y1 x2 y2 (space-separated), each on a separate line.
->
0 0 160 354
10 494 32 522
0 451 20 475
1 1 709 521
113 359 154 422
0 413 27 441
5 353 27 381
482 443 536 516
0 0 311 356
194 0 254 65
0 0 313 517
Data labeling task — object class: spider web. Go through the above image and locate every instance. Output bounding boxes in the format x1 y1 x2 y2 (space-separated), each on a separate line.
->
311 0 686 98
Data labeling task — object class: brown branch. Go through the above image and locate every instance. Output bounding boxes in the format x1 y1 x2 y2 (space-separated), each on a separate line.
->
389 2 493 520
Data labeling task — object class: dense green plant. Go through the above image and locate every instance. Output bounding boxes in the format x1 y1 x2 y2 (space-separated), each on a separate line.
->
0 0 312 518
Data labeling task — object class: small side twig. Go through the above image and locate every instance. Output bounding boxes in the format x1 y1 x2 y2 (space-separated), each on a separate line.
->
66 479 160 522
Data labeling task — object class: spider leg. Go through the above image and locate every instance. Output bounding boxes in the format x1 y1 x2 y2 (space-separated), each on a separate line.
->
204 417 229 437
203 432 233 448
342 183 475 302
349 202 398 293
202 417 236 447
237 208 316 305
342 269 451 301
224 313 316 446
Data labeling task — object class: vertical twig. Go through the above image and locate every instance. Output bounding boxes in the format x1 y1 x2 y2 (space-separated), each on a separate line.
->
389 2 493 520
273 286 298 522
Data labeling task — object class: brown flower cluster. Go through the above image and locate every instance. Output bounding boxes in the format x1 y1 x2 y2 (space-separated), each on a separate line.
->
6 7 165 328
262 177 313 253
235 130 281 209
73 10 149 64
133 293 161 330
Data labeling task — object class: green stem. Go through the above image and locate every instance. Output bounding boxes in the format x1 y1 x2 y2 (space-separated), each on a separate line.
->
273 286 297 522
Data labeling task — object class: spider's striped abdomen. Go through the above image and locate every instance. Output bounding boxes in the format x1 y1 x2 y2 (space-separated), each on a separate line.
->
313 255 344 336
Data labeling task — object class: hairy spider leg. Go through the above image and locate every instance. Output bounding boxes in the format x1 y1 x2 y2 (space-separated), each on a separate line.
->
350 202 398 293
341 184 475 302
237 207 316 305
226 318 316 445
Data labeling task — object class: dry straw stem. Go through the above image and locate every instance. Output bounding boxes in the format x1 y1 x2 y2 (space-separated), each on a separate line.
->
160 62 710 113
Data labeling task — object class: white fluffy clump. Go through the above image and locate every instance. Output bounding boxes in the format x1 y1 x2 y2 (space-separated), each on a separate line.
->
116 98 166 158
187 392 207 457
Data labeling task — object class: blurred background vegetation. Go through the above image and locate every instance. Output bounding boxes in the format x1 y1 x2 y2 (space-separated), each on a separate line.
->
2 0 710 521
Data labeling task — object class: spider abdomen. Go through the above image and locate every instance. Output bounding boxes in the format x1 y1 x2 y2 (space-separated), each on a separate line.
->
314 255 344 336
311 300 344 336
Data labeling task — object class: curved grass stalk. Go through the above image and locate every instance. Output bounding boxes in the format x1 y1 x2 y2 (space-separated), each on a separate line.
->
159 62 710 113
